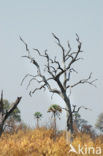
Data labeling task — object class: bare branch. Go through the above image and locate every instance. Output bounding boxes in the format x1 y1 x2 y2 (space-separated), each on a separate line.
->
20 34 97 135
65 55 74 61
70 73 97 88
72 104 92 113
20 39 62 96
51 57 64 72
52 33 65 56
62 107 69 112
72 105 81 113
33 48 53 62
63 68 77 88
26 77 43 90
68 86 72 97
33 48 44 56
56 34 82 80
65 41 72 57
21 74 35 86
3 97 22 123
20 37 30 56
32 84 46 94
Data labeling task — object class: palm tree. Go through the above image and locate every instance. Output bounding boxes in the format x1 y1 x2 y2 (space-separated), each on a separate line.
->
48 104 62 131
34 112 42 128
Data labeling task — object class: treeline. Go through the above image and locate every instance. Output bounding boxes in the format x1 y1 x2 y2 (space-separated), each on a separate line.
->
1 97 103 138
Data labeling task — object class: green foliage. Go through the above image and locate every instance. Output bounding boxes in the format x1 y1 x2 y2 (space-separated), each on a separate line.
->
34 112 42 128
73 112 88 129
48 104 62 114
95 113 103 133
48 104 62 131
3 99 21 122
34 112 42 119
48 104 62 121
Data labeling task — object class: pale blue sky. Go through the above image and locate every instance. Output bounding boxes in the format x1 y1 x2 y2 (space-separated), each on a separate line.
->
0 0 103 129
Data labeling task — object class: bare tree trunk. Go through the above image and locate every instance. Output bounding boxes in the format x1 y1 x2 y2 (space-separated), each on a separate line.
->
53 112 57 140
63 93 73 142
66 111 73 143
0 124 3 137
53 112 56 131
67 108 73 133
36 118 39 128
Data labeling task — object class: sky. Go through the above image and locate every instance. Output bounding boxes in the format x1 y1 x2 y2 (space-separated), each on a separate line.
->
0 0 103 129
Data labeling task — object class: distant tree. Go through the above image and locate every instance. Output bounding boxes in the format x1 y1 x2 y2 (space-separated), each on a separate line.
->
73 112 81 131
48 104 62 131
73 112 96 138
95 113 103 133
15 122 31 132
73 112 88 131
34 112 42 128
0 91 22 136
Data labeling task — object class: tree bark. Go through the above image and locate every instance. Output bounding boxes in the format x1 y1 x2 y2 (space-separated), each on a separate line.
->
53 112 56 131
0 92 22 137
0 124 3 137
62 92 73 142
36 118 39 128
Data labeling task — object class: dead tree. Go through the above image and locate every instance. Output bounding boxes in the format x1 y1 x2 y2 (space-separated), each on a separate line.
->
0 91 22 136
20 33 96 138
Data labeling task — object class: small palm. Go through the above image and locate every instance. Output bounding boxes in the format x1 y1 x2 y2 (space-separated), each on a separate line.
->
34 112 42 128
48 104 62 130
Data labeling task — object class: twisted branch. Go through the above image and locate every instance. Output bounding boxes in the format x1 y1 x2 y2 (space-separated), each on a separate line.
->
20 34 96 99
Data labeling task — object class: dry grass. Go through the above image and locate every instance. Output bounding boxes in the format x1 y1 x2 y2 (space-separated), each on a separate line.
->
0 128 103 156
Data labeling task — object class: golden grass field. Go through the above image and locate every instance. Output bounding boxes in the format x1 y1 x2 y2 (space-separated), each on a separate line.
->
0 128 103 156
